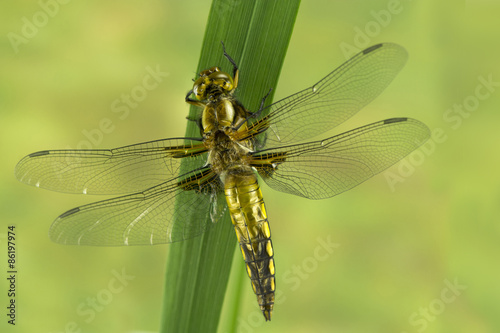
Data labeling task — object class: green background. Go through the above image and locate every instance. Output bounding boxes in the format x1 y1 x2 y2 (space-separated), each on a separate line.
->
1 1 499 332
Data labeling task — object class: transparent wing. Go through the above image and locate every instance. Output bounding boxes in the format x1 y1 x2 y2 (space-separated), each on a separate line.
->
248 43 408 147
15 138 207 195
49 168 227 245
252 118 430 199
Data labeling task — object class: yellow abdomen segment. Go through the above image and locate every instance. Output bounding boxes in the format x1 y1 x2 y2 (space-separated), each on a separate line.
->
224 168 275 321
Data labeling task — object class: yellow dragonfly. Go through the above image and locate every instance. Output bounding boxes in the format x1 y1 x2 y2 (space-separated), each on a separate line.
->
15 43 430 320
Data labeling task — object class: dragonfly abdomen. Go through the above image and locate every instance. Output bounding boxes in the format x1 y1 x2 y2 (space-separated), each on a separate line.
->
224 167 275 321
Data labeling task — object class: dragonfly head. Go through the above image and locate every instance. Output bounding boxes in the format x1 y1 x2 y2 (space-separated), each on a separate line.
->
193 66 234 101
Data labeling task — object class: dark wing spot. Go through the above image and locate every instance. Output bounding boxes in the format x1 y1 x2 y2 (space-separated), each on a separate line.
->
363 43 384 54
59 207 80 219
29 150 50 158
384 117 408 124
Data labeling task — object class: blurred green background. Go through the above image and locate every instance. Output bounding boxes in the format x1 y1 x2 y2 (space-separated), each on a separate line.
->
1 1 499 332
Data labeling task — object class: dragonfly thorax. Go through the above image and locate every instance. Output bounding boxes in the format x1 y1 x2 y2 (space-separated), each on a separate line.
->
202 98 236 134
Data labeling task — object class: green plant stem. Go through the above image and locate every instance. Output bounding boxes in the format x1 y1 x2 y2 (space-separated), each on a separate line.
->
160 1 300 332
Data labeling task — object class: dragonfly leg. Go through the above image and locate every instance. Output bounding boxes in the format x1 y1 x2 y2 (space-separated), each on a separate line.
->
185 89 205 108
234 88 272 132
255 87 273 118
249 87 273 120
221 41 239 89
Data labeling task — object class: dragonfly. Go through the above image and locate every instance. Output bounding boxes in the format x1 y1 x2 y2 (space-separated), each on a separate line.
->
15 42 430 321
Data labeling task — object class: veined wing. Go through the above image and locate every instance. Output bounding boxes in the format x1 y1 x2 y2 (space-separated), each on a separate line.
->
247 43 408 147
251 118 430 199
15 138 207 195
49 167 227 245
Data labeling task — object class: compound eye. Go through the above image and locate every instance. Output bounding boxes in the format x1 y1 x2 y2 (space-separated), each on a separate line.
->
194 76 204 87
198 70 208 77
193 77 207 99
199 66 220 77
210 71 229 81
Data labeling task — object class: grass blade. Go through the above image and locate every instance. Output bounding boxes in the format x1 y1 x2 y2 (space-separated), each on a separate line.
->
160 1 300 332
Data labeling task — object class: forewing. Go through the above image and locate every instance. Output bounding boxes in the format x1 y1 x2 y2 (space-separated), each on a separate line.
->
252 118 430 199
49 168 226 245
248 43 408 147
15 138 207 195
